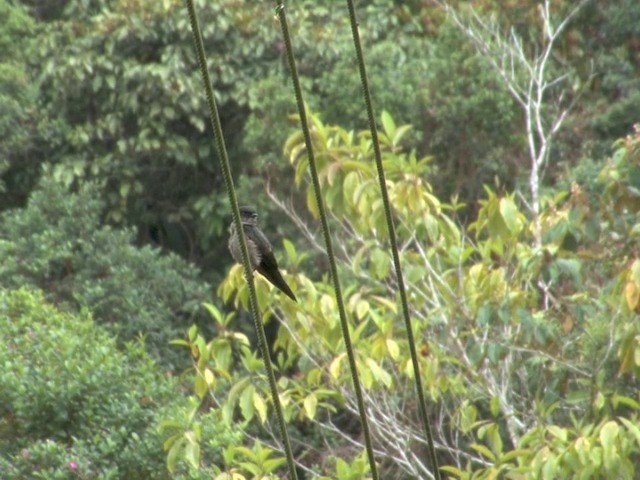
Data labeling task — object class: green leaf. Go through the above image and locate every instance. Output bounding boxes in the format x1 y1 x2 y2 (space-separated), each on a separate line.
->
335 457 349 477
599 421 619 456
371 248 391 279
184 431 200 469
306 187 319 219
194 373 207 399
283 238 297 263
330 353 345 379
424 213 440 242
542 455 559 480
630 259 640 283
166 436 185 473
624 282 639 311
547 425 568 442
499 197 519 234
304 393 318 420
253 391 267 424
372 295 398 313
489 396 500 417
619 417 640 449
470 443 496 461
499 449 530 463
393 124 412 146
612 394 640 410
365 358 392 388
188 324 198 342
239 385 255 421
458 401 477 433
203 302 223 324
386 338 400 360
344 170 360 206
381 110 396 139
264 457 287 473
439 465 465 478
204 368 215 387
356 299 370 319
488 204 509 238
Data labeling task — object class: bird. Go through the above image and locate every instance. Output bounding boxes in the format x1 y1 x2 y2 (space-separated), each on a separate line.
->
228 205 297 302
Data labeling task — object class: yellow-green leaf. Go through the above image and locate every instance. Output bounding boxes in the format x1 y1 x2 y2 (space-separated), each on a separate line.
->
253 391 267 424
439 465 465 478
239 385 255 421
329 353 345 379
490 396 500 418
304 393 318 420
204 368 215 387
381 110 396 138
625 281 639 310
365 358 392 388
356 299 370 319
386 338 400 360
599 421 619 455
547 425 568 442
194 373 207 399
306 187 319 219
470 443 496 461
630 259 640 283
499 197 520 234
619 417 640 449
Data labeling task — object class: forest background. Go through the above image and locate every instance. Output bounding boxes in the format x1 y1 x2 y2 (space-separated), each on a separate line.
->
1 0 640 478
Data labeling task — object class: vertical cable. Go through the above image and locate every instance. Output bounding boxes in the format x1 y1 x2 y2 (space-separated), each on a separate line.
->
274 2 380 479
183 1 298 478
344 1 441 478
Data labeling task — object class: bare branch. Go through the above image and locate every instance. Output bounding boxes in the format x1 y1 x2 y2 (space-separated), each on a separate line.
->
435 0 591 249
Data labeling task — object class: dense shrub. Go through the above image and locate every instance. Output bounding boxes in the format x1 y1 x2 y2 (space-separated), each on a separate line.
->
0 173 210 367
0 288 184 479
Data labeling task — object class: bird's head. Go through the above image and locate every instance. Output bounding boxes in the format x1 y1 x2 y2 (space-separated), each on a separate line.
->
239 205 258 224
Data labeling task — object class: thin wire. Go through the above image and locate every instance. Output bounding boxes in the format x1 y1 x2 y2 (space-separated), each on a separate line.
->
182 1 298 478
344 1 442 478
273 2 380 479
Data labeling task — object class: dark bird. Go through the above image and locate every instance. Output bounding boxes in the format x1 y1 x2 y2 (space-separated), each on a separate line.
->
228 206 297 302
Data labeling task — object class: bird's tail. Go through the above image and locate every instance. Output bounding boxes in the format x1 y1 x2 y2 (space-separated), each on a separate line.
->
259 266 297 302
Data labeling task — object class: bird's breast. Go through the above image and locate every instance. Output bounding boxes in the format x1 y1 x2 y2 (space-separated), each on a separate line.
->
229 229 261 270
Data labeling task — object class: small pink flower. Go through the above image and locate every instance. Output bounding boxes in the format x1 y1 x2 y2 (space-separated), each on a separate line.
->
21 450 29 459
68 461 78 471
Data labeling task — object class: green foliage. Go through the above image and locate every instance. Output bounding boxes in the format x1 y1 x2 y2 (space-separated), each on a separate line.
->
200 116 640 478
586 0 640 143
21 0 290 268
162 309 286 479
422 20 521 204
1 0 634 279
0 0 33 116
0 173 209 367
4 0 523 272
0 1 639 477
0 288 184 479
0 0 40 208
160 396 245 479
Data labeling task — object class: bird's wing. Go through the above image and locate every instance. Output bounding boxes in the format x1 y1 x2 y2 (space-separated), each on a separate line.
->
243 223 297 302
243 223 279 273
242 223 273 254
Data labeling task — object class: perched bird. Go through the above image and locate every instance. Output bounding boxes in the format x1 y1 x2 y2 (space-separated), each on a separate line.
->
228 206 297 302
